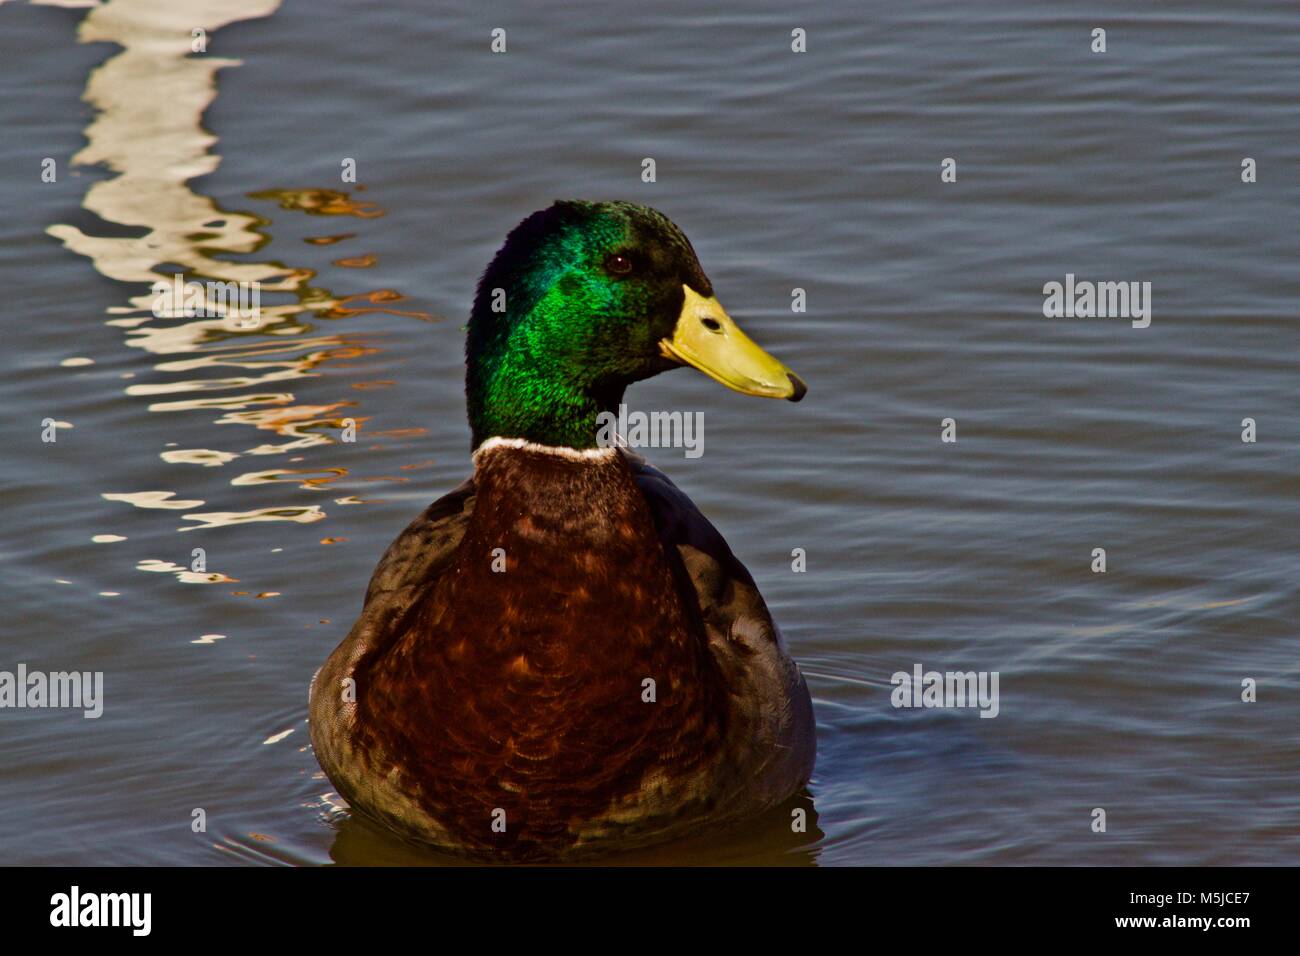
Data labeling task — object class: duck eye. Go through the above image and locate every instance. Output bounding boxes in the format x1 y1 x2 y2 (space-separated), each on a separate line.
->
605 253 634 276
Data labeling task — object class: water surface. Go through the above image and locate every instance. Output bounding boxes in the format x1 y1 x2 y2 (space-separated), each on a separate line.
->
0 0 1296 865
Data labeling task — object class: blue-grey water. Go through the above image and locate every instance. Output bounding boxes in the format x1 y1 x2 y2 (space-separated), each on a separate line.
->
1 0 1296 865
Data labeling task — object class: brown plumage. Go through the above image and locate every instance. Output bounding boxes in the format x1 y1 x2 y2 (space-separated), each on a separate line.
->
310 439 815 861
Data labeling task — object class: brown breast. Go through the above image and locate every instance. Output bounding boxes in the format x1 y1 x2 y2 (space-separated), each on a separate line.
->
350 441 729 859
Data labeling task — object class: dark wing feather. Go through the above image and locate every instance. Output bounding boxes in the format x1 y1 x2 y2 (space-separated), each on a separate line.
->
628 453 815 805
626 455 773 639
357 477 476 643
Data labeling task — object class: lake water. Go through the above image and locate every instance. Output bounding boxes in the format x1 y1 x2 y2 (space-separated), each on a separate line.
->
1 0 1296 865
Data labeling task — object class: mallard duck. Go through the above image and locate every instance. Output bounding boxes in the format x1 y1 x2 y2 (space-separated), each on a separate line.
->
309 200 815 860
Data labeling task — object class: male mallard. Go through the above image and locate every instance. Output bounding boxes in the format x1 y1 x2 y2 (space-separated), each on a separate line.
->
310 200 815 860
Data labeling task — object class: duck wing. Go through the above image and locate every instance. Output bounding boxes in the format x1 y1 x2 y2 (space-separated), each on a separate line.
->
627 454 816 798
364 477 474 598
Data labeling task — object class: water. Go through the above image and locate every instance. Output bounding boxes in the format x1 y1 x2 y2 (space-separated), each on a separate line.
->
1 0 1296 866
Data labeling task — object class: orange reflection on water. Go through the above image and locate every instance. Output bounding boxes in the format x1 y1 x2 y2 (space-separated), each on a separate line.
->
334 255 378 268
322 289 434 322
368 427 428 439
221 404 364 455
250 188 385 219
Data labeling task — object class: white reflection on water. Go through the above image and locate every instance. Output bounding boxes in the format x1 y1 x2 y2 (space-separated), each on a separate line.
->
46 0 424 542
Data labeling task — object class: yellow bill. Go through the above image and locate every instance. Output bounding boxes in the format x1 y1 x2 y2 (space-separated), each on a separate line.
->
660 286 807 401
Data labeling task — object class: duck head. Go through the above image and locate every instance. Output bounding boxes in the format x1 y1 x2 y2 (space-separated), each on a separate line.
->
466 200 805 450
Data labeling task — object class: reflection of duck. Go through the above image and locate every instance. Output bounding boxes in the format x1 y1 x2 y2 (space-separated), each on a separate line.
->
310 201 815 860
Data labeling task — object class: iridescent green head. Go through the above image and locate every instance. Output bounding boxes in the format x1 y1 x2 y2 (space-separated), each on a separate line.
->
466 200 805 450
